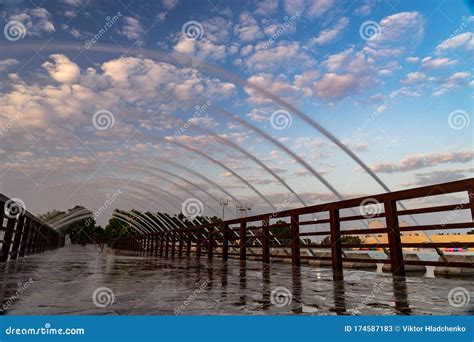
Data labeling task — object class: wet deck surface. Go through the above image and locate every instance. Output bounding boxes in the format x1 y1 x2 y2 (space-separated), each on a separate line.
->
0 245 473 315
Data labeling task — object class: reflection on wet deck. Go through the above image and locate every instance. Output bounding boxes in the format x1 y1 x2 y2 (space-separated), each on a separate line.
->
0 245 472 315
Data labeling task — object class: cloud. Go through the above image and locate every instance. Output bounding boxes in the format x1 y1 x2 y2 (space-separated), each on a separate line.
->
118 16 144 41
42 54 80 84
255 0 279 15
234 12 264 42
245 73 297 104
370 150 474 173
407 168 474 186
433 71 471 96
0 58 19 71
368 12 425 52
421 57 456 69
435 32 474 54
8 8 55 37
311 17 349 45
406 57 419 63
242 42 314 72
312 73 359 99
401 71 433 85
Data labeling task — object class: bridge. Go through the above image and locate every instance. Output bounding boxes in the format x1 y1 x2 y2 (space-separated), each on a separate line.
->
1 179 473 315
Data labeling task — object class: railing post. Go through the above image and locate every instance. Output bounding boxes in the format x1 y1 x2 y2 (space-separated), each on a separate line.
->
171 230 176 257
19 217 31 258
330 207 343 272
165 232 170 257
178 229 184 257
222 222 229 261
240 221 247 260
208 227 214 259
10 214 25 260
159 233 164 256
290 214 300 267
384 200 405 276
262 217 270 264
1 214 16 262
196 228 202 258
186 229 192 256
468 188 474 221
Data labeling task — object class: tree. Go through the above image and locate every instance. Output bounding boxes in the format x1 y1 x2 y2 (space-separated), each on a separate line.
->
321 235 362 245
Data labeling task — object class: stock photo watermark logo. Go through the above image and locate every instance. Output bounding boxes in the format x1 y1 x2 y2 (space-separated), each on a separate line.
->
437 16 474 51
3 20 26 41
85 189 122 227
92 109 115 130
4 198 26 219
261 12 300 49
181 20 203 40
1 278 34 313
359 20 381 41
359 198 382 219
181 198 204 219
270 286 293 307
270 109 292 130
174 279 209 315
351 101 388 138
84 12 123 49
174 100 212 138
1 100 34 136
441 192 473 226
92 287 115 308
448 110 470 130
269 192 297 220
448 287 470 308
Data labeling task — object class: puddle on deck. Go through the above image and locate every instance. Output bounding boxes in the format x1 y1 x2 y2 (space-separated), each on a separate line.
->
0 245 472 315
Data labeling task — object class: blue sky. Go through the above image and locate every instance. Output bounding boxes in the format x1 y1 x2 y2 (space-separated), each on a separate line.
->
0 0 472 224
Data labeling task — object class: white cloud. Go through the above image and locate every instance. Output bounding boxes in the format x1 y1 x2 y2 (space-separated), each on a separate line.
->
234 12 264 42
433 72 471 96
421 57 456 69
406 57 419 63
313 73 359 100
42 54 80 84
311 17 349 45
435 32 474 54
9 8 55 37
118 16 144 41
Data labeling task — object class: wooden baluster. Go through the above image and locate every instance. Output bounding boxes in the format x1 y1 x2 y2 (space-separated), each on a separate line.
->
240 221 247 261
384 200 405 276
290 214 300 267
222 223 229 261
262 217 270 264
330 207 343 272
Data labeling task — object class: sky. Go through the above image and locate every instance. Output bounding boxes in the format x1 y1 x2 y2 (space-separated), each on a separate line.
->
0 0 472 226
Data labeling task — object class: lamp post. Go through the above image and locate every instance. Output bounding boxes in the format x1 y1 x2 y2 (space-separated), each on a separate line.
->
219 197 229 222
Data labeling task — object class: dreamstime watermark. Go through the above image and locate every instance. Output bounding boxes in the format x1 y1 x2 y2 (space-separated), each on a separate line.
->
359 198 382 219
84 12 123 49
174 101 212 137
448 287 470 308
440 192 473 226
438 16 474 51
174 279 209 315
269 192 297 220
359 20 381 41
5 323 85 336
92 287 115 308
92 109 115 130
261 12 300 49
181 198 204 219
448 109 470 130
270 109 292 130
270 286 292 307
1 278 34 313
348 278 391 314
181 20 203 40
4 20 26 41
1 100 34 136
352 101 388 138
85 189 122 227
4 198 26 219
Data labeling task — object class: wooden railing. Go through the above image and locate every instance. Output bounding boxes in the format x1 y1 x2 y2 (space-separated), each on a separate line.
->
111 178 474 276
0 194 65 262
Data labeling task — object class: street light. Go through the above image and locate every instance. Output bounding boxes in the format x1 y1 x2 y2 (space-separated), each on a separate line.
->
219 197 229 221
